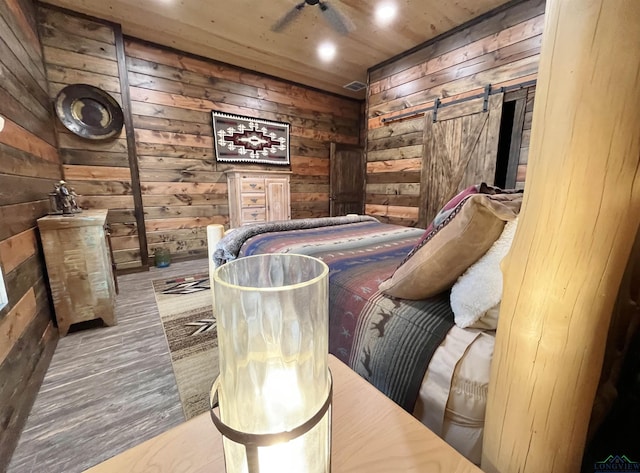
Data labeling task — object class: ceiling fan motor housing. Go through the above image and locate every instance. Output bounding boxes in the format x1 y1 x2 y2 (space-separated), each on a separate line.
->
276 0 352 35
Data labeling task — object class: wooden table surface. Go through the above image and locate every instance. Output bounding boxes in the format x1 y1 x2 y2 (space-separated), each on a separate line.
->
86 356 482 473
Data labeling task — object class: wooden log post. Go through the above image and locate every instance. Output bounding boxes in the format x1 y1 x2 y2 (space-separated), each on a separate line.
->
482 1 640 472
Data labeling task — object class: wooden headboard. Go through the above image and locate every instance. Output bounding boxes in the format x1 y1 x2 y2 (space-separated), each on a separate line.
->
482 0 640 472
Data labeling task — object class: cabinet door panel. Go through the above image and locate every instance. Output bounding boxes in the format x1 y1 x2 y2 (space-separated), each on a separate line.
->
266 178 290 221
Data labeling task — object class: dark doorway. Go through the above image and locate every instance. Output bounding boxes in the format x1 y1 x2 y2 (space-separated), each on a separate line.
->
494 100 516 188
494 89 529 190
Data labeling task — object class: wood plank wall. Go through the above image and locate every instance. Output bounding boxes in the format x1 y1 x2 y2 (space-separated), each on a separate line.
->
124 40 361 262
0 0 60 468
36 6 362 267
365 0 544 226
37 6 142 271
516 87 535 188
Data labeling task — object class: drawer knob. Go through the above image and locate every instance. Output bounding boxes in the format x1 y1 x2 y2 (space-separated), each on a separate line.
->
250 183 257 189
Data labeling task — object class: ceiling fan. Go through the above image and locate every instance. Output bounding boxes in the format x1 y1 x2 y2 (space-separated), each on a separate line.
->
272 0 354 35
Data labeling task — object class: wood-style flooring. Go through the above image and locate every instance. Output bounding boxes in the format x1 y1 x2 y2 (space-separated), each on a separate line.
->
7 258 209 473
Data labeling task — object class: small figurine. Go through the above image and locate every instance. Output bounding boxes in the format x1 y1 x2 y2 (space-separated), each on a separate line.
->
59 180 71 213
49 180 82 215
69 187 79 212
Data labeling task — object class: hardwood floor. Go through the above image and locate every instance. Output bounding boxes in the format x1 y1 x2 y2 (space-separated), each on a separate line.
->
7 258 209 473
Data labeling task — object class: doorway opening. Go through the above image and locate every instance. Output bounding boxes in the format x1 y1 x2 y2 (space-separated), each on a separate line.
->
494 100 516 189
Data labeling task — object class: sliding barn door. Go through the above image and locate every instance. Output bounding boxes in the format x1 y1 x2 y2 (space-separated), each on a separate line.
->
419 93 504 226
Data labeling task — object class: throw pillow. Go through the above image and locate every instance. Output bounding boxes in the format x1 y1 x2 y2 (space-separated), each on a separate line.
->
450 218 519 329
424 184 481 235
403 184 521 264
427 183 510 234
378 193 522 300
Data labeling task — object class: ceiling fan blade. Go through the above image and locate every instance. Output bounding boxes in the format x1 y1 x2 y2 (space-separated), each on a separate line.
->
271 2 306 33
319 1 354 35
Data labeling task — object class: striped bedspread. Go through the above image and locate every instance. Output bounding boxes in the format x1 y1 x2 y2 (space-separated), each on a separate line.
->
236 220 456 411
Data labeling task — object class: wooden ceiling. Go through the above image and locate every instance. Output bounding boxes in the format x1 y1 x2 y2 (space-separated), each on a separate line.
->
41 0 514 99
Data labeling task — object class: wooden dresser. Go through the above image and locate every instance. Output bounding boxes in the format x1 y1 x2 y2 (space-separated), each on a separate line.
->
225 169 292 228
37 209 117 336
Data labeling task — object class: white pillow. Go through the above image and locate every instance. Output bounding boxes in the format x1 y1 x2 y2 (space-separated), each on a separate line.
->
450 218 518 329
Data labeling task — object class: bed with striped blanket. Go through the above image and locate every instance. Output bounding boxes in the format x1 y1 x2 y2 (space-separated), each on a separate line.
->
214 214 501 464
216 217 455 411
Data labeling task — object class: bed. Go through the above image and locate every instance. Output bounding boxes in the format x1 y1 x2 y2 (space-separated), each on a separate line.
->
211 189 522 464
207 199 640 471
209 200 640 470
203 6 640 471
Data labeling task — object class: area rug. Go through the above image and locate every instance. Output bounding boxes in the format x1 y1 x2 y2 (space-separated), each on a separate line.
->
152 273 217 420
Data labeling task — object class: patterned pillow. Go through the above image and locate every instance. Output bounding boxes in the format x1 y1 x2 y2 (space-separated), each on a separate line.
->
424 184 481 235
411 183 511 252
378 193 522 300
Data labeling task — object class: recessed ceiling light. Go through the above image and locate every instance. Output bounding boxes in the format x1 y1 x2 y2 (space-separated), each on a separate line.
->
317 42 336 62
375 2 397 26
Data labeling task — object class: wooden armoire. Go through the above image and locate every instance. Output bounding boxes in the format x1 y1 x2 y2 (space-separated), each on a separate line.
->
225 169 292 228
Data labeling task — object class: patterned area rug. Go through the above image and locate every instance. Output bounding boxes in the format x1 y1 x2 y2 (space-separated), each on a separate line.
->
152 273 218 420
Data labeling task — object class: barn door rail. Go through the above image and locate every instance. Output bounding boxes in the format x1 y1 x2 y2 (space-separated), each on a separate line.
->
381 78 537 124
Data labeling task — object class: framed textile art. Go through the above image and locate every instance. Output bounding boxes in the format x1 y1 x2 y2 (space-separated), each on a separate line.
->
211 111 290 166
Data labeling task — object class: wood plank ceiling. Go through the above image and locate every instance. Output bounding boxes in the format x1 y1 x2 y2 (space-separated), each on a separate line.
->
40 0 514 98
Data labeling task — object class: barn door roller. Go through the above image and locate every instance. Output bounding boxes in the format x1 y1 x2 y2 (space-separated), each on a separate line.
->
432 97 441 123
482 84 492 112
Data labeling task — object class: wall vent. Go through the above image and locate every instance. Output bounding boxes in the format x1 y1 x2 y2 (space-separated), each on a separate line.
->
343 81 367 92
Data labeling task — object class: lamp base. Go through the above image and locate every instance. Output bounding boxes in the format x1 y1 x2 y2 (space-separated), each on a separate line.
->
209 370 333 473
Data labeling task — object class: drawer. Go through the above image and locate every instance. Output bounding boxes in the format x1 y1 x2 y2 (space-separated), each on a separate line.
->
242 195 265 207
242 207 266 223
241 179 265 192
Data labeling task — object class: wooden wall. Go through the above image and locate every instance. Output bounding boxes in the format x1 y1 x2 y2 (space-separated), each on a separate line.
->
516 87 535 188
0 0 60 468
36 5 362 267
124 39 360 261
365 0 544 226
38 6 143 271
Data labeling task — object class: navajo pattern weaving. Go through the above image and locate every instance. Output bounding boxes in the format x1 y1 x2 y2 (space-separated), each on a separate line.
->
212 111 290 165
161 275 210 294
152 274 218 419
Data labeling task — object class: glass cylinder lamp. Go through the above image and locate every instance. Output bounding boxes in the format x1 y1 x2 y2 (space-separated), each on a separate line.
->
211 253 331 473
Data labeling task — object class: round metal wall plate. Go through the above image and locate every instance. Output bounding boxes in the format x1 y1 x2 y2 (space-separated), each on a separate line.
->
55 84 124 140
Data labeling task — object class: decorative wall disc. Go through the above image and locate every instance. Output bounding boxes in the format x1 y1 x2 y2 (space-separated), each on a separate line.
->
55 84 124 140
